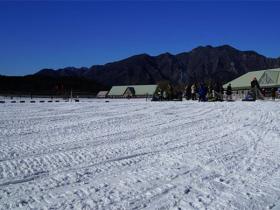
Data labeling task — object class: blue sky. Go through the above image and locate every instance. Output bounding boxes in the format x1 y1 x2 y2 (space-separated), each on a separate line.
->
0 1 279 76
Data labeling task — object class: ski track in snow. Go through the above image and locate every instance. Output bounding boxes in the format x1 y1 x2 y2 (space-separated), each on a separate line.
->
0 99 280 210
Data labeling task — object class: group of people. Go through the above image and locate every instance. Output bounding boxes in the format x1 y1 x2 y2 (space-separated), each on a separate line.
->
188 77 279 102
154 77 278 102
188 83 211 101
190 84 208 101
187 82 232 102
243 77 279 101
189 84 206 101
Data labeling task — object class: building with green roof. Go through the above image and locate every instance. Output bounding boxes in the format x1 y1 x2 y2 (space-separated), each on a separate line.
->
108 85 158 98
223 68 280 90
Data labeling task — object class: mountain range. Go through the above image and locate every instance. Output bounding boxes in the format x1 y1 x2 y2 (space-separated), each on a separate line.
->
35 45 280 86
1 45 280 95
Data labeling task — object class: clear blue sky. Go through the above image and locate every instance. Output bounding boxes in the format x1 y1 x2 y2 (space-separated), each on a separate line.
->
0 1 280 76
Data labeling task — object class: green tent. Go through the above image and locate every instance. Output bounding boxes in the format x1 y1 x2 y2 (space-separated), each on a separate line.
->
108 85 158 97
223 68 280 90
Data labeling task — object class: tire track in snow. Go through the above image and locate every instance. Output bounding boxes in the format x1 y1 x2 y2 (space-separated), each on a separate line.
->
1 100 280 210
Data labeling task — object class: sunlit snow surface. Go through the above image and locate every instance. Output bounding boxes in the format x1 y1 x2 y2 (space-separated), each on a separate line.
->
1 99 280 210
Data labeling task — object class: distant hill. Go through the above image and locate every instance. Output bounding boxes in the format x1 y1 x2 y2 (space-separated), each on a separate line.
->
35 45 280 86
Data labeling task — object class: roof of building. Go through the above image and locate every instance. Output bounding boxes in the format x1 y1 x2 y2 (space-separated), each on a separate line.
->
108 85 158 96
96 91 108 97
223 68 280 90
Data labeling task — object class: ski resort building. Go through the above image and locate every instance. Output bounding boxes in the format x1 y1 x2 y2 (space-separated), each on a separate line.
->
223 68 280 90
107 85 158 98
96 91 108 98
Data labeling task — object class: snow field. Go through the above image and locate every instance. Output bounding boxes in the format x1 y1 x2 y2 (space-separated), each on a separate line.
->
0 99 280 210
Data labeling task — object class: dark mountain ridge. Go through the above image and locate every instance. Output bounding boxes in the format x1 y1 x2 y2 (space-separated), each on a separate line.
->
35 45 280 87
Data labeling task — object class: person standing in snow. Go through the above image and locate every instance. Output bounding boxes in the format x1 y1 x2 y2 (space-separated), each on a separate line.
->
250 77 263 100
251 77 261 90
191 84 196 100
163 91 167 101
226 83 232 101
213 82 223 101
198 83 207 102
185 85 191 100
271 87 276 100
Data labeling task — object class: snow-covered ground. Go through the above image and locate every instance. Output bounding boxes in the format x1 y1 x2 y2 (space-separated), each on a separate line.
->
0 99 280 210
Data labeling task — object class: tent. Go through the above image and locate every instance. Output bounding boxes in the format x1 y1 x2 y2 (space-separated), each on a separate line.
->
108 85 158 98
96 91 108 98
223 68 280 90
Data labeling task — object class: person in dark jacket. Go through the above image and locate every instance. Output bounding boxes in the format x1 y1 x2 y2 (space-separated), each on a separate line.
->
185 85 192 100
251 77 261 90
226 83 232 101
250 77 264 100
213 82 223 101
198 83 207 102
271 87 276 100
